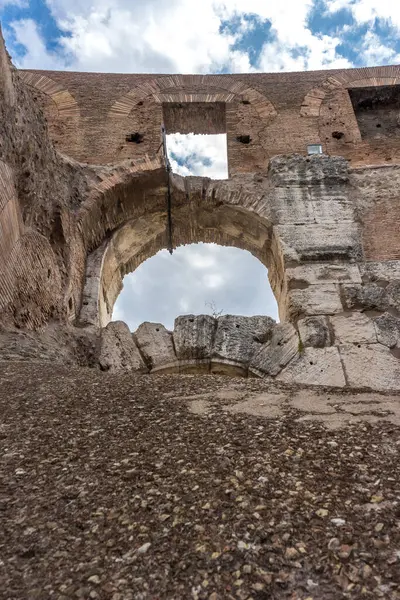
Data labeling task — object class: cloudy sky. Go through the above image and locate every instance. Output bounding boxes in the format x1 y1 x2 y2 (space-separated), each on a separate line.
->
1 0 399 330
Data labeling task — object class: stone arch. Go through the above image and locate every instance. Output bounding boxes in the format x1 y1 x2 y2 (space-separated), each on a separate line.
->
19 72 80 118
77 170 282 328
108 75 277 121
19 72 81 159
300 67 400 117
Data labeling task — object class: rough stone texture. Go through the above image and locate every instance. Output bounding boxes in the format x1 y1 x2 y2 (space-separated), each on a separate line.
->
374 312 400 348
298 315 332 348
133 322 176 371
277 347 346 388
340 344 400 391
0 32 400 391
212 314 276 370
249 323 299 377
3 34 400 600
2 361 400 600
341 283 390 312
330 312 377 345
285 284 343 319
173 314 216 360
99 320 146 372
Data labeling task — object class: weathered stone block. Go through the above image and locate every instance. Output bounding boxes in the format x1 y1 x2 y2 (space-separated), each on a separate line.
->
386 281 400 312
278 347 346 388
249 323 298 377
360 261 400 283
271 187 354 225
99 321 146 372
341 283 389 312
285 285 343 319
212 315 276 369
339 344 400 391
330 312 376 344
133 322 176 371
298 316 331 348
374 313 400 349
286 263 361 287
274 223 361 263
173 314 215 360
269 154 349 186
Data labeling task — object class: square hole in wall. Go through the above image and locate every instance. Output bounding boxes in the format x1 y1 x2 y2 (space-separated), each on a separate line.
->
348 85 400 139
166 133 228 179
163 102 228 179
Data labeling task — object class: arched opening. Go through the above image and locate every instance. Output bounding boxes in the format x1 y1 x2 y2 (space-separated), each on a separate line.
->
79 200 286 330
112 243 279 332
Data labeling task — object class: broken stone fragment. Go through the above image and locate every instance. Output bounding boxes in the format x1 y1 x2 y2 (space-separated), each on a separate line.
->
374 312 400 348
249 322 298 377
212 315 276 369
99 320 146 372
341 283 389 312
173 314 216 360
298 316 331 348
133 322 176 371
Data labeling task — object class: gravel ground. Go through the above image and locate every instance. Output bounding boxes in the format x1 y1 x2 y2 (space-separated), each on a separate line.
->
1 362 400 600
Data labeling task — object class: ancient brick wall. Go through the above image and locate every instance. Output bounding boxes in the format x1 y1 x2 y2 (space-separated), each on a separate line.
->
1 26 400 391
21 66 400 173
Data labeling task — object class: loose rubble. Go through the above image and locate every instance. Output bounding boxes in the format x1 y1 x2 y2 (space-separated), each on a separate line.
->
1 361 400 599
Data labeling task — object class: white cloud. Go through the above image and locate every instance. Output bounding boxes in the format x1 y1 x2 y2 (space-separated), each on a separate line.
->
9 19 64 69
113 243 279 331
6 0 354 73
359 31 400 66
167 133 228 180
326 0 400 32
203 273 225 289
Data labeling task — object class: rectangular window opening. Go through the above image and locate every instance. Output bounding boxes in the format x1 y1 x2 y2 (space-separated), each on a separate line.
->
163 102 228 180
348 85 400 140
166 133 228 180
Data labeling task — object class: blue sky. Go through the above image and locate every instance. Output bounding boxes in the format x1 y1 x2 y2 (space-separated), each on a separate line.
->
2 0 399 328
2 0 400 73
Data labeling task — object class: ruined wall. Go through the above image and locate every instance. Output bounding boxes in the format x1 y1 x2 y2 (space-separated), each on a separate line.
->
21 66 400 173
1 29 400 393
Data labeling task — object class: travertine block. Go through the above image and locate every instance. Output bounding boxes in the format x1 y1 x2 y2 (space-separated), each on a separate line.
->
339 344 400 391
99 321 146 372
298 316 331 348
286 285 343 319
330 313 376 344
133 322 176 371
272 187 354 225
374 313 400 349
173 314 216 359
341 284 389 312
286 264 361 286
212 315 276 367
278 347 346 387
360 261 400 283
274 223 361 262
249 323 298 377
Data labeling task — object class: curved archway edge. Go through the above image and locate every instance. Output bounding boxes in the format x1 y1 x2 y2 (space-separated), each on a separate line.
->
300 67 400 117
19 72 80 118
108 74 277 121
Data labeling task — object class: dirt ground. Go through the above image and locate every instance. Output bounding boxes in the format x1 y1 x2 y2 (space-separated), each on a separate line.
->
1 361 400 599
